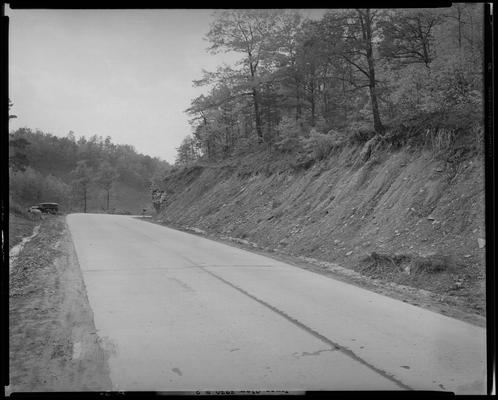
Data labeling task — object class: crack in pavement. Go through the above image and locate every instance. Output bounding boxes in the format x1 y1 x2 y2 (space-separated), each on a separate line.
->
293 349 338 358
83 265 277 272
190 260 412 391
94 220 412 390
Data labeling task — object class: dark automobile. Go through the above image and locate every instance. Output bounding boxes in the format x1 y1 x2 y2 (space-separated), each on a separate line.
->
37 202 59 214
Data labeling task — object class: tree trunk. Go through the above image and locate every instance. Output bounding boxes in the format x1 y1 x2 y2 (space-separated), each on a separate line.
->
252 89 263 141
83 188 87 213
266 92 272 143
322 86 329 119
248 56 263 142
469 11 474 60
295 77 302 120
417 18 431 68
310 81 316 127
361 9 384 134
342 73 348 125
368 83 383 133
106 189 110 211
225 126 230 155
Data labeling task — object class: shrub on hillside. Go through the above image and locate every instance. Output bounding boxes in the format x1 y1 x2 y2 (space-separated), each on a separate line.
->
359 251 455 278
233 136 259 156
383 53 482 124
274 117 306 153
382 105 483 154
411 254 455 274
421 53 482 114
301 129 338 161
347 122 377 145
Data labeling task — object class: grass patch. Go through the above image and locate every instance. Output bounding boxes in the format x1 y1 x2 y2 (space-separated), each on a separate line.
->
411 254 455 274
358 251 455 279
359 252 410 275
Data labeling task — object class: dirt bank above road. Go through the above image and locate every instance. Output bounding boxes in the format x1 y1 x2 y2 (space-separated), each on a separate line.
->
8 215 111 393
152 140 486 326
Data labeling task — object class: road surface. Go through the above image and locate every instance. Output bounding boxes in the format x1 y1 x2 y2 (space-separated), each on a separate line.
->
66 213 486 393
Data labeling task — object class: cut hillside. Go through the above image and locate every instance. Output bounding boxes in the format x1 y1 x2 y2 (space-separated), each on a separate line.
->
153 131 486 321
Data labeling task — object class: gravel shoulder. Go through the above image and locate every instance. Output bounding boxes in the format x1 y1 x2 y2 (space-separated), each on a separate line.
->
8 215 112 393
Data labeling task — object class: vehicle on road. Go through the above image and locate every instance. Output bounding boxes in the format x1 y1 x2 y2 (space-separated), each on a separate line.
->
31 203 59 214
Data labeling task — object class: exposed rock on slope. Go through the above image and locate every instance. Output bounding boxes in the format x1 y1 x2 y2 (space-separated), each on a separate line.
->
154 142 485 318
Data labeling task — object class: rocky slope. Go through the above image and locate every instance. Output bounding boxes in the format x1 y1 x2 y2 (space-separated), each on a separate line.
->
153 135 486 319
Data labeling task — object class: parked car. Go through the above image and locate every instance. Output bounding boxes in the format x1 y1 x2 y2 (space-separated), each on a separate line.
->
37 202 59 214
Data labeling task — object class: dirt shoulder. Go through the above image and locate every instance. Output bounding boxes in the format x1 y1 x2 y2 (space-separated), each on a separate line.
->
9 212 36 251
8 215 112 393
139 217 485 328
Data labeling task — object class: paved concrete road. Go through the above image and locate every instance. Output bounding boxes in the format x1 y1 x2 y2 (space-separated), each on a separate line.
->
66 214 486 393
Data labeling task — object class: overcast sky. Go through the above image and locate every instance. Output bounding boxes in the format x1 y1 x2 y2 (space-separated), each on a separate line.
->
7 8 325 163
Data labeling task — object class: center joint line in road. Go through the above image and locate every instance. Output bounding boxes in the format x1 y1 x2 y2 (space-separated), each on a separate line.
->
198 265 412 391
83 265 278 272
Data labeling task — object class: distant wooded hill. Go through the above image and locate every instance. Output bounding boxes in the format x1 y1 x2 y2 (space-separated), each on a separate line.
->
9 128 171 214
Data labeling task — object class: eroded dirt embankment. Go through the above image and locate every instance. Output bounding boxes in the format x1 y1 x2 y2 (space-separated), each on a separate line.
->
154 144 486 325
8 215 111 393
